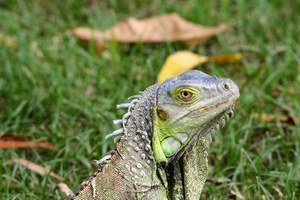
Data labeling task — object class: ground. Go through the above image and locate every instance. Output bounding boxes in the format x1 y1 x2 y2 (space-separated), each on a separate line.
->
0 1 299 199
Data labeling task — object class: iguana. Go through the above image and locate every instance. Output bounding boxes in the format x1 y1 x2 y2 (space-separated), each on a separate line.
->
67 70 239 200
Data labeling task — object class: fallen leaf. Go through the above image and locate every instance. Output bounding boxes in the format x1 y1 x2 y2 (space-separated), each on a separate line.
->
157 51 243 83
210 53 243 64
0 135 57 151
69 28 106 52
6 158 63 181
56 183 72 196
157 51 208 83
70 13 227 52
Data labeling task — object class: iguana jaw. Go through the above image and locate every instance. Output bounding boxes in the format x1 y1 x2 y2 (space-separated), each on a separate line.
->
154 100 237 165
170 104 236 164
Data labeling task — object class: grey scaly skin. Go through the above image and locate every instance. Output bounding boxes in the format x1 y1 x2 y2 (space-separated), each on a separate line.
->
67 70 239 200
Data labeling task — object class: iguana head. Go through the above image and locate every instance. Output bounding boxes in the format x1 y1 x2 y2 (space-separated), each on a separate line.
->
152 70 240 164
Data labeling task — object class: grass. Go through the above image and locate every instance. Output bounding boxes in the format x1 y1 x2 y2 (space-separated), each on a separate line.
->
0 0 299 199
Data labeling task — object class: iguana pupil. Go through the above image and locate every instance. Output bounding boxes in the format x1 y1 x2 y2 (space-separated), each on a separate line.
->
179 90 194 101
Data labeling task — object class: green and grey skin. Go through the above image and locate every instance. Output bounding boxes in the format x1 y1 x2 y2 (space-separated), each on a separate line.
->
67 70 239 200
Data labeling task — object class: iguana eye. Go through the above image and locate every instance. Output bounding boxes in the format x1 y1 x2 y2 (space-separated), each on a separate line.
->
179 90 194 101
171 86 201 104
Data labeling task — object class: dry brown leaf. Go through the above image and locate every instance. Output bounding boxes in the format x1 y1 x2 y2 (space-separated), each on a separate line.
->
57 183 72 196
69 28 106 52
0 135 57 151
6 158 63 181
70 13 227 52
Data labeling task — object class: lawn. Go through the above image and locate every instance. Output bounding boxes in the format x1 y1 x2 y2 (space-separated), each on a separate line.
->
0 0 299 199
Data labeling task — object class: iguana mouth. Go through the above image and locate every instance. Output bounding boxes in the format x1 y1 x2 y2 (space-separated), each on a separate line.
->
204 106 235 144
168 105 235 165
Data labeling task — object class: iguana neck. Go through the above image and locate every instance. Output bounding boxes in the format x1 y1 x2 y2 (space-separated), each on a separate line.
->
114 84 164 187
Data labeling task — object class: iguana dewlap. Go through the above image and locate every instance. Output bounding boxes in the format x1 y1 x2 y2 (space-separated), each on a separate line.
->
67 70 239 200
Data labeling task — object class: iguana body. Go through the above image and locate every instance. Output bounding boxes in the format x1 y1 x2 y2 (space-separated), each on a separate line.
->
68 70 239 200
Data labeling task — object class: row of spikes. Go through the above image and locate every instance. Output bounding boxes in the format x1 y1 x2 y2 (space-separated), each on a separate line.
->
94 94 142 166
105 94 143 142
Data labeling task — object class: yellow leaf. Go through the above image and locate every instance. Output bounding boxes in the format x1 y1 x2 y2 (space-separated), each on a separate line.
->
157 51 243 83
157 51 208 83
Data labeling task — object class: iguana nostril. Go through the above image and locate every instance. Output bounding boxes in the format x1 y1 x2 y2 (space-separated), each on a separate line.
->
222 83 230 91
